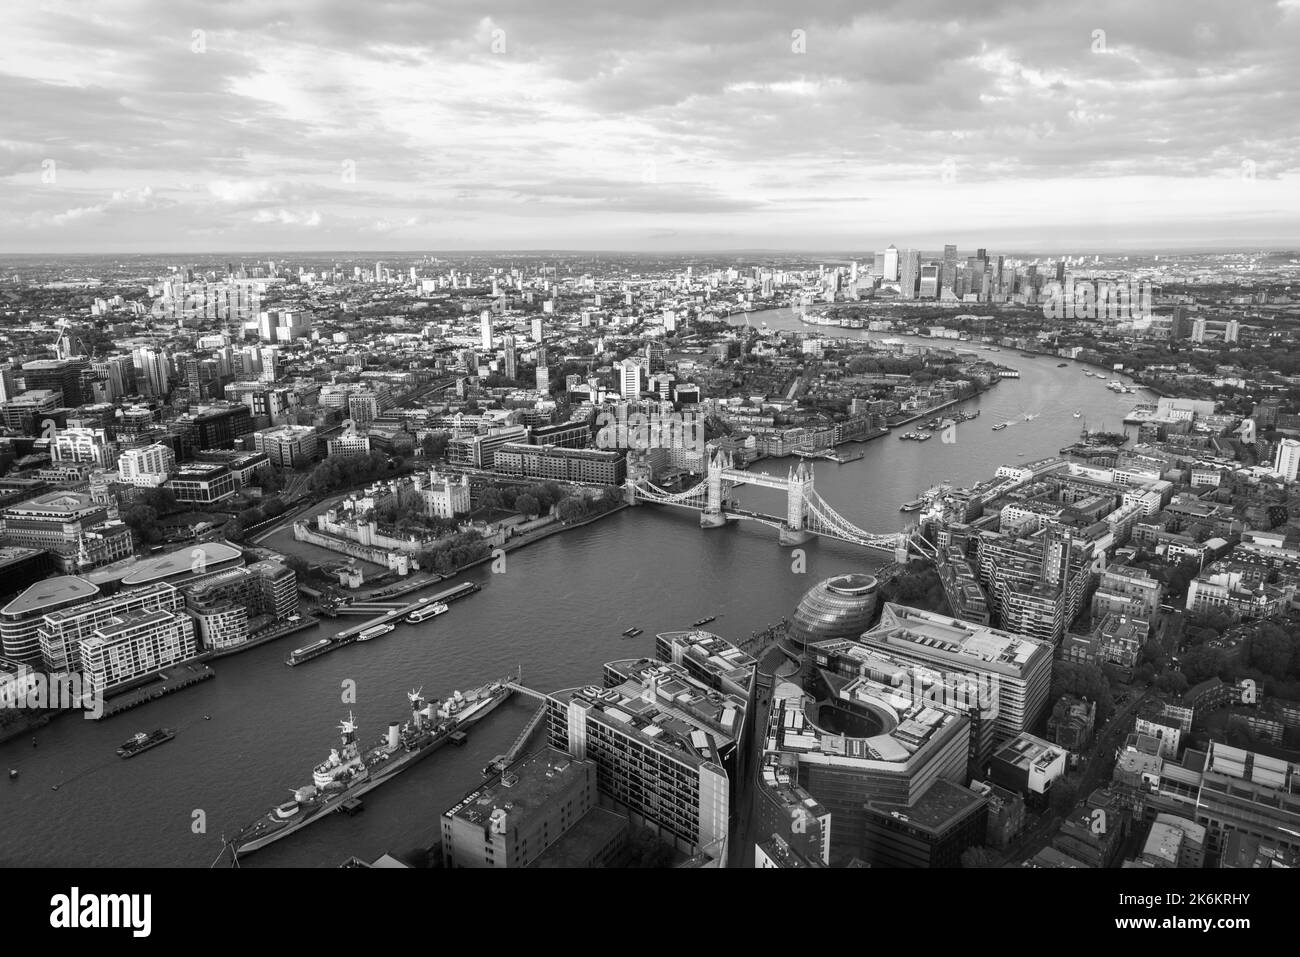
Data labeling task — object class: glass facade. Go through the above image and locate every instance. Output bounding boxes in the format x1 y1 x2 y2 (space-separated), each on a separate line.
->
787 574 878 649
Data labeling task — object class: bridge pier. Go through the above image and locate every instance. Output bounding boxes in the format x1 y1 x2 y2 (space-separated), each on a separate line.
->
779 526 813 546
700 511 729 529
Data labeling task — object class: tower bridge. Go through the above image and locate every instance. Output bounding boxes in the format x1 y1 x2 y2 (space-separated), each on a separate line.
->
626 449 935 562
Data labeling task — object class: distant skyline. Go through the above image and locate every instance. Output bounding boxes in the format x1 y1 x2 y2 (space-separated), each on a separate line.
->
3 0 1298 253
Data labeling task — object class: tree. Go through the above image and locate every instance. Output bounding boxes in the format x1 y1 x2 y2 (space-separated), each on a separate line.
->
1050 780 1079 815
479 487 505 512
1154 669 1189 696
420 431 450 459
515 493 540 518
121 504 162 545
1051 661 1115 723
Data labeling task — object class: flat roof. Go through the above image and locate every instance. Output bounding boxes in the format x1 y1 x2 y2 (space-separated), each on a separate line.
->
2 576 99 617
119 541 242 586
445 747 589 829
866 777 987 834
862 603 1053 678
527 807 629 868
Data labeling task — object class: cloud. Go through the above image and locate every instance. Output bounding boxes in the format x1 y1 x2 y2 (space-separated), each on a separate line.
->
0 0 1296 250
251 208 322 226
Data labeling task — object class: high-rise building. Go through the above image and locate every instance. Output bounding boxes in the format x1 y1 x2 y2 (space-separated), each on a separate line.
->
899 249 921 299
942 244 958 292
545 646 752 861
1273 439 1300 482
480 310 493 350
117 444 177 489
919 264 940 299
0 363 17 402
883 245 899 282
502 334 517 381
619 358 645 399
21 359 89 406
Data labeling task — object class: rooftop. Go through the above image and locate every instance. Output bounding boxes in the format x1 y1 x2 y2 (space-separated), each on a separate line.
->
119 541 242 587
552 659 746 768
444 747 589 831
2 575 99 618
862 603 1053 678
865 777 988 834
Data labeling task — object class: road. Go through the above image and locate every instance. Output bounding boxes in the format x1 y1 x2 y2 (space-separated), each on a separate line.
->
999 688 1153 864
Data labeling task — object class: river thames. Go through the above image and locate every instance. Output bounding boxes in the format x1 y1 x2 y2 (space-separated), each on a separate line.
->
0 313 1152 867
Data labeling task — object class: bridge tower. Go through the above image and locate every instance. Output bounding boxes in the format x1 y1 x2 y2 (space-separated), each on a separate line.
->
700 446 729 528
778 460 814 545
895 529 910 564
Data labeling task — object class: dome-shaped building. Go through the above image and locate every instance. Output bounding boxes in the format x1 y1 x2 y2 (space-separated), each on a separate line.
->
787 574 879 650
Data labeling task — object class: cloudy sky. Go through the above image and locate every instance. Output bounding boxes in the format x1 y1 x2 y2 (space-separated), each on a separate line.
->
2 0 1298 253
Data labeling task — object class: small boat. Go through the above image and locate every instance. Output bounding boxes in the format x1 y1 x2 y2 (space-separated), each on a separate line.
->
203 715 211 720
900 499 924 512
626 628 644 637
915 432 932 441
116 728 177 759
8 769 16 780
621 627 638 637
693 616 717 627
1073 410 1081 418
1057 362 1068 367
991 423 1008 432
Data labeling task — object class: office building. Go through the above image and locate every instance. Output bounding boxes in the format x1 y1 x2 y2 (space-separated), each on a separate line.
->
327 432 371 459
173 404 253 456
545 652 751 861
165 463 237 503
442 747 627 869
118 541 244 591
253 424 319 468
0 493 133 574
860 604 1055 750
446 424 529 470
883 245 899 282
760 674 971 865
618 358 645 399
50 427 118 469
860 778 988 868
21 359 89 407
117 443 176 487
899 249 921 299
0 576 101 663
